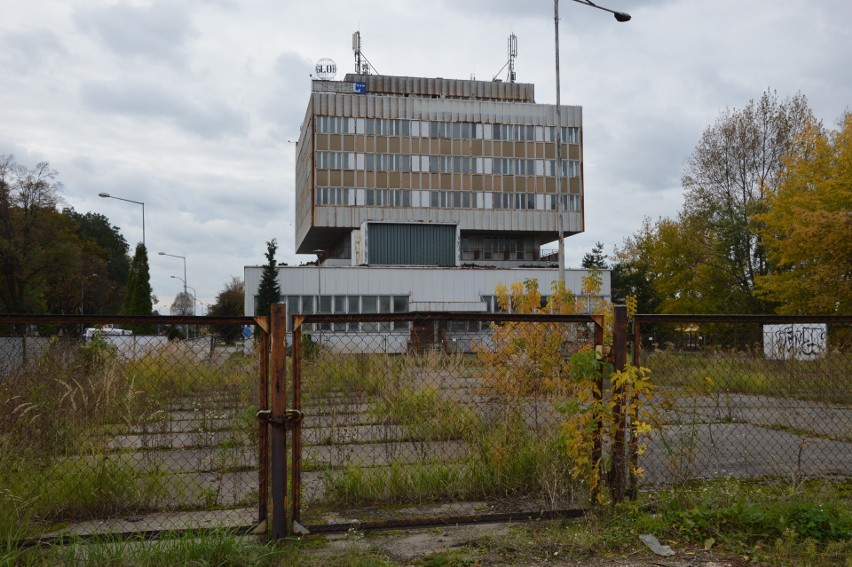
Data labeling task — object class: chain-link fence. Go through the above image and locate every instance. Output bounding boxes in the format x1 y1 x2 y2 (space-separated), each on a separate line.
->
633 315 852 489
0 315 264 542
6 311 849 541
290 312 603 531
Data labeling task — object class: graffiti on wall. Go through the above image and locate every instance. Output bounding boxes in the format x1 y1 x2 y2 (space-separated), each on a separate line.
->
763 324 827 360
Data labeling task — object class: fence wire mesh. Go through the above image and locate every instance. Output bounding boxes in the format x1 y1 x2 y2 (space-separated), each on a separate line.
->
0 316 262 541
634 316 852 488
293 313 600 529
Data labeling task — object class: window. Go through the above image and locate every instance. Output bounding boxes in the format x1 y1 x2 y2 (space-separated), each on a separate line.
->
379 295 391 331
361 295 378 331
393 295 410 330
347 296 359 331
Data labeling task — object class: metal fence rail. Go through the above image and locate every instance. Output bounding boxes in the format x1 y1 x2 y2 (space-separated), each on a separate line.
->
0 314 267 542
632 315 852 489
290 312 603 532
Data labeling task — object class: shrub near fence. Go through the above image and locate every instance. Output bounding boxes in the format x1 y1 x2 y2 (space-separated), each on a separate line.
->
633 315 852 488
0 315 262 542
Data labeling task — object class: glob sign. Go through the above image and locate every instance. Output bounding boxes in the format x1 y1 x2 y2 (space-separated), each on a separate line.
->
315 58 337 81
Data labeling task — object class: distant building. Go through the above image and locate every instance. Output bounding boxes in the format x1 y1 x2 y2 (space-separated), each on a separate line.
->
244 72 609 339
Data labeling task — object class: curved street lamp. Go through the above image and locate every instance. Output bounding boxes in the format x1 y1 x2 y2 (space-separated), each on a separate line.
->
553 0 630 284
159 252 187 297
98 193 145 247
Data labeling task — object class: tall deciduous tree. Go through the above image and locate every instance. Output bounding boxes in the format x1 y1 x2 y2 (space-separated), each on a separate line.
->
169 291 194 316
0 155 70 313
755 114 852 314
209 276 245 343
680 89 816 312
255 239 280 317
209 276 245 317
611 219 662 313
62 209 130 314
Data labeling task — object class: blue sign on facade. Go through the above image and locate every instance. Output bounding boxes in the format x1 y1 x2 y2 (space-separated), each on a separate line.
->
353 82 366 94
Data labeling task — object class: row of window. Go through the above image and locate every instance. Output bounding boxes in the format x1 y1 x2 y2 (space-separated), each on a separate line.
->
316 152 581 177
461 236 540 261
255 292 602 333
274 294 410 332
316 116 580 144
316 187 582 212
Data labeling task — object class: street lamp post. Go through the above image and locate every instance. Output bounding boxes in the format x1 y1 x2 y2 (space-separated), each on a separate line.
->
313 249 325 311
314 249 325 334
80 273 98 314
98 193 145 247
553 0 630 284
159 252 187 296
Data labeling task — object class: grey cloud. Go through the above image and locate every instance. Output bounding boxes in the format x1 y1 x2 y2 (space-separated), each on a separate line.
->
80 80 249 139
440 0 550 20
0 29 67 72
73 1 195 64
262 52 315 141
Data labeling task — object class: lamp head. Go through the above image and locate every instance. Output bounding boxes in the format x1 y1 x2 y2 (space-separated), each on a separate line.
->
98 192 111 198
614 11 631 22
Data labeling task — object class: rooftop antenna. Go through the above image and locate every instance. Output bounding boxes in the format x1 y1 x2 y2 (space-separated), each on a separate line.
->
491 33 518 82
352 31 379 75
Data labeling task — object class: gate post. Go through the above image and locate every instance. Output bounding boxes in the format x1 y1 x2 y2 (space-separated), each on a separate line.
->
256 316 270 526
269 303 288 538
592 314 605 503
609 304 628 503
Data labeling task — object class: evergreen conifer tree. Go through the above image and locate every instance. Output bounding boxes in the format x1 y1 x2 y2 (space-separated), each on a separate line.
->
123 243 153 316
255 239 281 316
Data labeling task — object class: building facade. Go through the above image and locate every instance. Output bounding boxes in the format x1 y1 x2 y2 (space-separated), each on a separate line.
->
244 72 608 340
295 73 584 265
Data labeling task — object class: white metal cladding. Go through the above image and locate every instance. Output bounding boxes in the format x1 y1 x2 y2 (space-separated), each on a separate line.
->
311 92 581 126
243 265 611 316
313 207 582 234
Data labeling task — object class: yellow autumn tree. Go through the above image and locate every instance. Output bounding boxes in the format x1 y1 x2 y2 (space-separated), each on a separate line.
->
755 113 852 314
478 278 577 398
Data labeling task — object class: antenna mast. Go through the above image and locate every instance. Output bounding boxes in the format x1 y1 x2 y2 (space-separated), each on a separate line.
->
352 31 376 75
507 33 517 82
491 33 519 82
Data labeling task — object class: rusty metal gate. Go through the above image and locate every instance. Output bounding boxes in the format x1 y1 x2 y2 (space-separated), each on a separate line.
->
265 306 604 535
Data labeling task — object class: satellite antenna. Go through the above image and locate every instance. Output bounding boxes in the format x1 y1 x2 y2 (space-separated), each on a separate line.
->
491 33 518 82
352 31 378 75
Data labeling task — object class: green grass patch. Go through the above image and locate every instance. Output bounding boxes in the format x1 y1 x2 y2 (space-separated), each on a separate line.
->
321 428 576 507
302 352 389 400
644 349 852 404
369 386 482 441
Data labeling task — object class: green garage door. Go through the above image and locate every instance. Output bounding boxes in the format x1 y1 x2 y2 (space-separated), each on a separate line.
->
369 223 456 266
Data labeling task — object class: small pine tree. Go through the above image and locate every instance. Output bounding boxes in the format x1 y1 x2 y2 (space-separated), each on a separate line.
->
581 241 608 269
255 239 281 317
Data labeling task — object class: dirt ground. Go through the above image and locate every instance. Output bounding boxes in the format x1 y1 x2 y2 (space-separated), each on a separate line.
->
304 522 750 566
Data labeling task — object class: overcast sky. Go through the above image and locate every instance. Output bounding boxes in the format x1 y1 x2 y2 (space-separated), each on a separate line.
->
2 0 850 312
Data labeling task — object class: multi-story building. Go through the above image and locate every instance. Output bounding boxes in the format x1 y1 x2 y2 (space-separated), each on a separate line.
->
244 71 609 342
295 73 584 265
